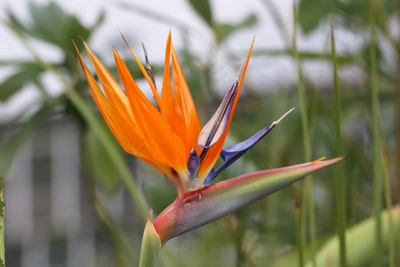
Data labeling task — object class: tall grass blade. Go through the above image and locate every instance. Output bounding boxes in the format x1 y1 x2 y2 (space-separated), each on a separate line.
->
0 177 4 267
330 24 347 266
369 0 384 265
292 3 315 266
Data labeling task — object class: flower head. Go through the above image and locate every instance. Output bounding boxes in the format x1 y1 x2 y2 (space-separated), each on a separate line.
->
75 32 276 196
75 33 344 247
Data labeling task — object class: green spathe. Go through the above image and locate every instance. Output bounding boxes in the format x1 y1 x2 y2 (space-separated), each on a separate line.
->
154 157 344 243
139 210 161 267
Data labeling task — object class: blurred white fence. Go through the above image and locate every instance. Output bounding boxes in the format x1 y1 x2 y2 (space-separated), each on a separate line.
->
2 118 131 267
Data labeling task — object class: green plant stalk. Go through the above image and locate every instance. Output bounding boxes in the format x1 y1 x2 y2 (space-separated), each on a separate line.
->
381 147 396 267
330 25 347 266
0 176 4 267
295 200 304 267
2 22 149 221
292 4 316 267
369 0 384 265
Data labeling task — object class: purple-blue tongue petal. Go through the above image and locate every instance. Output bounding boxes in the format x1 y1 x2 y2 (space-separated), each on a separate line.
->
204 108 295 184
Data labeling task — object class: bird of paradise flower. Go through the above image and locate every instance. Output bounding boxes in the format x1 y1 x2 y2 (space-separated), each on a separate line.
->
74 32 344 265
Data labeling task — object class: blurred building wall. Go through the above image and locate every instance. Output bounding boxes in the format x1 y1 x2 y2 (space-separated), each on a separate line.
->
2 118 128 267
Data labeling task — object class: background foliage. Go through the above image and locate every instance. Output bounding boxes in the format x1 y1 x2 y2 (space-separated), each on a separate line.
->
0 0 399 266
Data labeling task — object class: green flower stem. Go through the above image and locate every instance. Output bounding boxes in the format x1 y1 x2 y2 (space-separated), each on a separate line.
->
0 176 4 267
382 148 396 267
369 0 384 265
295 200 304 267
331 25 347 267
3 23 149 221
292 4 315 267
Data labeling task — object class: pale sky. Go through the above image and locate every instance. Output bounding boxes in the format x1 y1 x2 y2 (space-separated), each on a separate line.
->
0 0 363 122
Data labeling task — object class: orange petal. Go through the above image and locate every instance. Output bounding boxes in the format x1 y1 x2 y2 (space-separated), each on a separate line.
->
113 48 187 171
77 41 174 171
74 42 142 154
121 35 163 112
159 32 201 155
161 31 173 114
170 45 202 153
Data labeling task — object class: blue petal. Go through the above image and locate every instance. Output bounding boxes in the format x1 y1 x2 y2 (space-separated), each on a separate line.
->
203 108 295 185
203 124 274 184
187 149 200 180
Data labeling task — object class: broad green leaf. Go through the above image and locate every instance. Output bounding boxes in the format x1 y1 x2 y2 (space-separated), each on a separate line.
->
0 62 44 101
5 2 104 52
270 206 400 267
337 0 396 31
214 13 258 43
188 0 213 27
4 10 30 34
298 0 335 33
298 0 396 34
305 206 400 267
28 2 91 51
0 100 57 174
139 211 162 267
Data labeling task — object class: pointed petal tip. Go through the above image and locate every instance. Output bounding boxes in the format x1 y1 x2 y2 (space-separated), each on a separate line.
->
311 155 346 165
312 157 326 163
273 108 295 125
147 209 154 221
140 209 162 267
327 154 347 162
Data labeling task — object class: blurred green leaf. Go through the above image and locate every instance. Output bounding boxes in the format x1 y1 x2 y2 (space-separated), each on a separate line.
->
270 206 400 267
143 173 176 214
337 0 395 31
214 13 258 43
298 0 335 33
253 48 361 65
298 0 396 33
305 206 400 267
5 2 104 52
0 61 44 101
4 11 29 34
28 2 89 50
0 100 57 174
188 0 214 27
82 122 123 194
